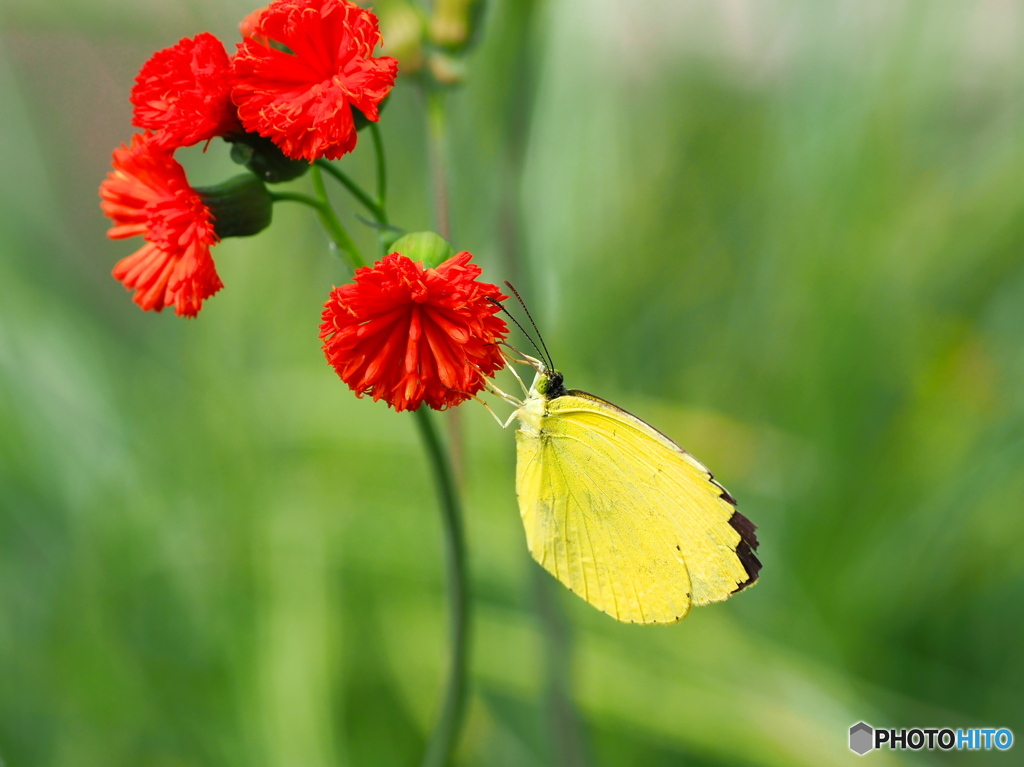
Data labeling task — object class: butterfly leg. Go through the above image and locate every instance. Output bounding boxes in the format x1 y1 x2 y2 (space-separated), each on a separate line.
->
505 359 530 397
469 393 520 430
483 378 523 407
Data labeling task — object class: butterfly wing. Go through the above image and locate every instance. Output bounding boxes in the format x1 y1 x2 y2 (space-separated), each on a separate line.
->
515 391 760 624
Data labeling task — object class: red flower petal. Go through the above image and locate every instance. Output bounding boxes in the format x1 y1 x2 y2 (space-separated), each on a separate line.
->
100 133 222 317
231 0 399 162
131 33 241 149
320 252 508 411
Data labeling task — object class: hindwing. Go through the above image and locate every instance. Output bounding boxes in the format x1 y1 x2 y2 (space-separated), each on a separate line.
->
515 390 760 624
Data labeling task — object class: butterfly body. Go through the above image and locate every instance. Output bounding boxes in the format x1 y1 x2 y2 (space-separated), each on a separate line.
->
513 369 760 624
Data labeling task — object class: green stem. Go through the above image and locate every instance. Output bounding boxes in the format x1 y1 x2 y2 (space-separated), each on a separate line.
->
413 408 470 767
368 124 391 258
369 122 388 212
269 191 322 207
310 165 366 270
314 158 388 226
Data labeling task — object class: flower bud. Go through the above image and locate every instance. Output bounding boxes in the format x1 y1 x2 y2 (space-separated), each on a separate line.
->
380 2 426 75
429 0 484 53
195 174 273 239
389 231 455 269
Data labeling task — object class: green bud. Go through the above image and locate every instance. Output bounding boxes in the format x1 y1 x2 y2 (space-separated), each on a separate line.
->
196 174 273 239
429 0 485 53
379 3 427 75
390 231 455 269
227 132 309 183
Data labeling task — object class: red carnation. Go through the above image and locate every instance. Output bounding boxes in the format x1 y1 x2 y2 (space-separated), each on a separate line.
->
131 33 241 148
100 133 222 317
231 0 399 162
320 252 508 411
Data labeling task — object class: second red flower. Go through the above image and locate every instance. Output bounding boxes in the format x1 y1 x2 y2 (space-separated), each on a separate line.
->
231 0 399 162
320 252 508 412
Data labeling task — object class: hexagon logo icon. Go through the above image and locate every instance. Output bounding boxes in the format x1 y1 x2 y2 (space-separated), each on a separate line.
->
849 722 874 755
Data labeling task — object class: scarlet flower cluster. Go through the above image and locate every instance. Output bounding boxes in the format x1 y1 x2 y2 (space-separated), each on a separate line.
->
102 1 509 412
101 0 397 316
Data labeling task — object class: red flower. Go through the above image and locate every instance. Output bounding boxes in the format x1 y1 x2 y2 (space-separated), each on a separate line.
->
100 133 222 317
231 0 399 162
131 33 241 148
320 252 508 411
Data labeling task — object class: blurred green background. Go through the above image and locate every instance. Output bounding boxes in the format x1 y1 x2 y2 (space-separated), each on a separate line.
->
2 0 1023 765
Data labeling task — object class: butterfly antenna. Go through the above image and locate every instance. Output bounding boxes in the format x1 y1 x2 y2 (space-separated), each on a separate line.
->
504 281 555 371
486 297 549 368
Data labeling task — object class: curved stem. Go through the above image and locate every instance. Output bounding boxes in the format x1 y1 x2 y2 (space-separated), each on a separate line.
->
413 408 470 767
314 158 388 226
369 124 391 258
269 191 322 207
311 164 366 270
369 122 388 212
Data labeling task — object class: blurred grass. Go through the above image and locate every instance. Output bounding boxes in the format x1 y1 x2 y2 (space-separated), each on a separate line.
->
2 0 1024 765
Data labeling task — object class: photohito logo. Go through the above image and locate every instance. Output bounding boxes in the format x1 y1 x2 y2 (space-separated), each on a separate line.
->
848 722 1014 755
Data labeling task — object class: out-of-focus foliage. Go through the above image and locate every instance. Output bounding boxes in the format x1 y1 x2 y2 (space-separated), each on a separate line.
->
1 1 1023 765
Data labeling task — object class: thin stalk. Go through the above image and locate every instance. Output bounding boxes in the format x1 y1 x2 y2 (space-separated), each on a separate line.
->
314 158 387 225
269 191 322 207
413 407 470 767
368 123 391 258
311 165 366 270
369 122 388 212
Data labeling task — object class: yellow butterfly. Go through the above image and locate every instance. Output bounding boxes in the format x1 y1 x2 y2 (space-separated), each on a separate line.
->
491 353 760 625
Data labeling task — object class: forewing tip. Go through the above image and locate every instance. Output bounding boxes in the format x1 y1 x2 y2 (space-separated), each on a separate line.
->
728 510 761 592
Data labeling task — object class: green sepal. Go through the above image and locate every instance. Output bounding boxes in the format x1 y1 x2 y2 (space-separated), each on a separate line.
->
196 174 273 239
352 95 389 132
389 231 454 268
226 132 310 183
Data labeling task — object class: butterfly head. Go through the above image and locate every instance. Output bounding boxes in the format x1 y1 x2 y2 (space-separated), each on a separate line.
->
535 369 568 400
